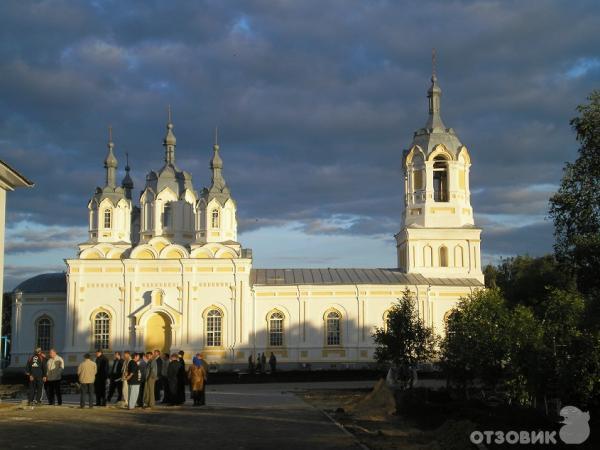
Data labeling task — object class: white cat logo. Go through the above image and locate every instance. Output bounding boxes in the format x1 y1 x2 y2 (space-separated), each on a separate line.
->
559 406 590 444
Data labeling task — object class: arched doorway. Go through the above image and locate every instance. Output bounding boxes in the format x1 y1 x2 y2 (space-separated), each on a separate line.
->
145 312 172 353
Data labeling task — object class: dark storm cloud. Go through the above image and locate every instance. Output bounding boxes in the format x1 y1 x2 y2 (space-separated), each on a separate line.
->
5 225 87 254
482 221 555 259
473 185 556 216
1 0 599 263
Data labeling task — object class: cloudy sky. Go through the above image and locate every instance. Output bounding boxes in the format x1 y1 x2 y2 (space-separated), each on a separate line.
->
1 0 599 290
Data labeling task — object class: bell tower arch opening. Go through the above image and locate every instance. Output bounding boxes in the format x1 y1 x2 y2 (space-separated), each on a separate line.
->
432 156 449 202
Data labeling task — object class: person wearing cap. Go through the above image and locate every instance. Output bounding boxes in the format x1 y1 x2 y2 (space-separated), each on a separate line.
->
188 353 208 406
25 347 47 406
94 349 109 406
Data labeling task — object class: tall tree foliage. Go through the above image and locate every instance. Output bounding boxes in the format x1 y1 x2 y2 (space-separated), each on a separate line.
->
441 289 512 393
537 289 600 408
549 91 600 301
373 289 438 389
484 255 575 316
442 287 600 409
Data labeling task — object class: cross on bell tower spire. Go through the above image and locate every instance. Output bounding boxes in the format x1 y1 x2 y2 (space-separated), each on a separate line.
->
163 104 177 165
425 48 445 130
206 125 230 202
104 124 118 188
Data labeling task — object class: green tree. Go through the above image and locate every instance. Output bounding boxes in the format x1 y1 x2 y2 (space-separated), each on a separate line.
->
504 305 543 406
537 289 600 408
441 289 511 394
483 264 498 288
493 255 575 316
442 274 600 409
549 91 600 302
372 289 438 389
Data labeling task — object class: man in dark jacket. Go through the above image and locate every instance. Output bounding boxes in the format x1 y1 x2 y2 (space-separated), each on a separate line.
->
166 353 180 405
25 348 47 406
94 349 109 406
107 351 124 402
176 350 186 404
136 352 148 407
153 349 163 402
159 352 169 403
269 352 277 374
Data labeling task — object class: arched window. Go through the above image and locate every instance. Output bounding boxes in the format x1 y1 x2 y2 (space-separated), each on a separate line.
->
93 311 111 350
36 316 53 351
443 310 452 324
423 245 433 267
412 153 424 191
144 204 152 230
211 209 220 228
443 310 454 336
206 309 222 347
383 310 392 333
326 311 341 346
454 245 464 268
433 156 449 202
163 203 172 228
269 312 284 347
103 209 112 228
439 246 448 267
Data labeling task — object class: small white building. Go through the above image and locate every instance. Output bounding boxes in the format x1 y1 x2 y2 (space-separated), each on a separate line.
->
10 73 484 370
0 160 33 373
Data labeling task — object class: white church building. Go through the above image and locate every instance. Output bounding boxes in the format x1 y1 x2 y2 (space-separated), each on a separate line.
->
10 73 484 370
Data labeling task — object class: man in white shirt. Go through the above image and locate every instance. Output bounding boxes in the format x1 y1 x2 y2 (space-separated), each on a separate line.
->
46 349 64 406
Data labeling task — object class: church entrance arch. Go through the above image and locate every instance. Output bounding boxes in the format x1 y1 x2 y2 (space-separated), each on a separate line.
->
144 312 172 353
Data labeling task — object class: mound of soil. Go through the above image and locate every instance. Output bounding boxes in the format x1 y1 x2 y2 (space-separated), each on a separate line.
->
346 378 397 419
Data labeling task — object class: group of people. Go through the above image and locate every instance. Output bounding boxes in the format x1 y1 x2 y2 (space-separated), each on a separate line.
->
24 347 208 409
247 352 277 375
24 347 64 406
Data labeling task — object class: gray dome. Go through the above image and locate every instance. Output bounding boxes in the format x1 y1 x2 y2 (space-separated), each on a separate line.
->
104 143 117 169
144 116 196 198
411 127 463 157
14 272 66 294
410 73 463 157
202 143 231 206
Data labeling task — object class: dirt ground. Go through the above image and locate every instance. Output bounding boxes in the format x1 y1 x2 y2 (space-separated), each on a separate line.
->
298 389 472 450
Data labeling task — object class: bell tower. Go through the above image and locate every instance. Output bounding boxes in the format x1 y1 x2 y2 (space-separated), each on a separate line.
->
395 59 483 282
86 126 132 245
196 128 238 244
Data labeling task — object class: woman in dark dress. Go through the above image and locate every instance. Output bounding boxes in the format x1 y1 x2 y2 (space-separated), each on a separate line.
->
166 353 180 406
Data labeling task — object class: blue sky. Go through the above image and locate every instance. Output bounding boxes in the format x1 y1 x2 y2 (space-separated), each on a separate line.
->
1 0 599 290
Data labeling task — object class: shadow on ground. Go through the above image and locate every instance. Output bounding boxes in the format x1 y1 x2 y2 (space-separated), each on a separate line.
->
0 401 362 450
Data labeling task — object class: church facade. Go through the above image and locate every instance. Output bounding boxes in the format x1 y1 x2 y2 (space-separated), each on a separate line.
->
10 73 484 370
